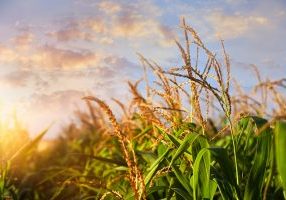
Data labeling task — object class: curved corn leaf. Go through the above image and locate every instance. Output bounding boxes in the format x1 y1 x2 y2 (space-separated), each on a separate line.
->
192 148 210 200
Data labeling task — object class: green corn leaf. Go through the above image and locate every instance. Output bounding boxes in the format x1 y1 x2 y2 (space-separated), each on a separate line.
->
166 133 182 147
146 186 168 197
191 135 209 160
209 180 218 200
192 148 211 200
209 147 240 198
171 187 193 199
243 120 272 200
275 121 286 192
155 125 182 147
133 126 152 140
145 148 171 185
214 177 236 200
169 132 200 166
171 164 192 194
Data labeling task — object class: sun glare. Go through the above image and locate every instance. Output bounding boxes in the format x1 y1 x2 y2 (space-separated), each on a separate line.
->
0 97 16 130
0 97 30 161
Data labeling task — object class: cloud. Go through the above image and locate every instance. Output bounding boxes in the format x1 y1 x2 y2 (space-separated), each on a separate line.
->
99 36 114 44
80 17 106 33
33 45 99 69
46 17 107 42
98 1 121 14
223 0 248 4
0 44 18 63
76 55 140 80
103 55 139 73
12 32 34 49
0 70 49 89
177 1 273 41
47 27 93 42
107 11 175 48
19 45 101 69
105 2 173 42
0 43 102 70
45 1 173 46
112 14 157 38
205 11 268 39
30 90 84 111
0 71 33 87
48 14 156 41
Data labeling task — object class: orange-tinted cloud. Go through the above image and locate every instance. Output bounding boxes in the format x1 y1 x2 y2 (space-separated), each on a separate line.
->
0 44 18 63
80 17 106 33
0 41 102 70
112 14 157 38
12 32 34 49
46 17 107 42
28 45 99 69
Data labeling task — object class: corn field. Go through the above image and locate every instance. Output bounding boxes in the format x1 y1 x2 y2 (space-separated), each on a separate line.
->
0 20 286 200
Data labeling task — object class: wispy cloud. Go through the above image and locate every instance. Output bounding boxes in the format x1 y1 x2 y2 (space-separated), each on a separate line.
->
204 12 268 39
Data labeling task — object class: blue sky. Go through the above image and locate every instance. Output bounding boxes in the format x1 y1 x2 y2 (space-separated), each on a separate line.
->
0 0 285 137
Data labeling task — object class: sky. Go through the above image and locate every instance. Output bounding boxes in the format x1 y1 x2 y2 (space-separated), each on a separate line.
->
0 0 285 138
